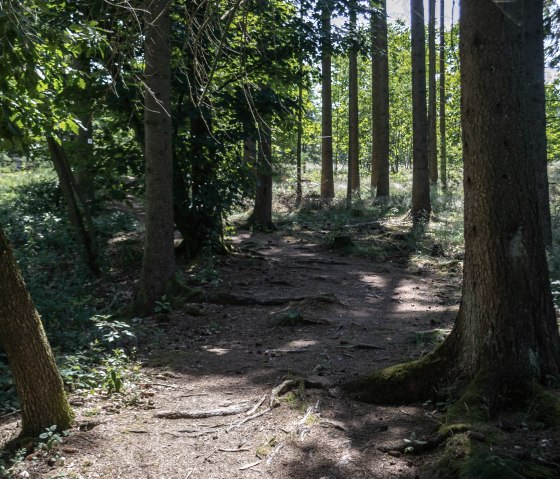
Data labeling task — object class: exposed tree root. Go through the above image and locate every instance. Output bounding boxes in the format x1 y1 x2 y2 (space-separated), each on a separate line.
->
154 400 255 419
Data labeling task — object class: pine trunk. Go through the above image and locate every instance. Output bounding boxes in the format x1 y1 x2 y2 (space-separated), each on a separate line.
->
253 113 274 231
0 226 74 437
320 4 335 199
347 6 360 206
439 0 447 189
410 0 431 222
137 0 175 314
427 0 438 185
371 0 390 198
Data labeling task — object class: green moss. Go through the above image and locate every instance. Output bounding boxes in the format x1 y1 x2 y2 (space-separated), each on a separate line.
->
342 348 450 403
446 374 492 425
527 388 560 429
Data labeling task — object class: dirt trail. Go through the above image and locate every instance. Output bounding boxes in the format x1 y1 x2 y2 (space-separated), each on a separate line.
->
1 230 462 479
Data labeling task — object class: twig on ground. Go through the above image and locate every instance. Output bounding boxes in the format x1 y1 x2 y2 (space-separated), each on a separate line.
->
336 343 384 350
239 460 261 470
266 443 285 465
226 408 271 432
246 394 267 416
218 447 251 452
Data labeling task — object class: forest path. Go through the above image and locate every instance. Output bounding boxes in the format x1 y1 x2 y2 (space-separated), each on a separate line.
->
7 229 462 478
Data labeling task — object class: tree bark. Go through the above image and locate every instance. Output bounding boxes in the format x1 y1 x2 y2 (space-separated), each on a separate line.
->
296 80 304 207
320 2 335 199
47 137 99 274
439 0 447 189
0 225 74 437
252 112 275 231
410 0 431 222
371 0 390 198
136 0 175 314
347 5 360 207
344 0 560 412
524 1 552 246
427 0 438 185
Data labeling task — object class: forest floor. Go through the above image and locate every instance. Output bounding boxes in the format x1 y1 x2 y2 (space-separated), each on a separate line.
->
1 211 559 478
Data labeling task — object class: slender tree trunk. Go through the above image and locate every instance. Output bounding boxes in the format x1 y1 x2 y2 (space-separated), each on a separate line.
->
347 5 360 207
428 0 438 185
371 0 390 198
439 0 447 189
137 0 174 314
525 1 552 246
253 113 275 231
0 226 74 437
320 3 335 199
47 137 99 274
296 81 303 207
410 0 431 222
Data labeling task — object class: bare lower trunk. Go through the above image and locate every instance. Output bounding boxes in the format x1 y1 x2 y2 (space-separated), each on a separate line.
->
253 114 275 231
347 7 360 207
410 0 431 222
371 0 390 198
427 0 438 185
137 0 175 314
296 81 303 207
439 0 447 189
320 5 334 199
0 226 74 437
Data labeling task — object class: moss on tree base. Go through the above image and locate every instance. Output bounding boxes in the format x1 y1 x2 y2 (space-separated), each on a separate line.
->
342 348 451 403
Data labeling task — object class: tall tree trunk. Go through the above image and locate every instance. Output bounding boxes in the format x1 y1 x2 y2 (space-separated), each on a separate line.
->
0 226 74 437
136 0 174 314
47 137 99 274
296 81 303 207
439 0 447 189
410 0 431 222
253 113 275 231
427 0 438 185
371 0 390 198
344 0 560 412
320 3 335 199
347 5 360 207
525 1 552 246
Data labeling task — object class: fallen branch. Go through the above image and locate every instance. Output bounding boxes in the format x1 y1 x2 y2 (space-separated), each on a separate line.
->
246 395 267 416
155 400 254 419
266 443 285 466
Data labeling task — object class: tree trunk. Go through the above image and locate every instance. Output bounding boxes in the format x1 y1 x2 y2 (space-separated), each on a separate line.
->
347 5 360 207
344 0 560 413
410 0 431 222
320 3 335 199
296 81 303 207
47 137 99 274
0 225 74 437
427 0 437 185
525 1 552 247
136 0 175 314
439 0 447 189
371 0 390 198
253 113 275 231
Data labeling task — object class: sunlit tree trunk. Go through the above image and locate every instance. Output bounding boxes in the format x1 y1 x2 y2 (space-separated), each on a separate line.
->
428 0 438 185
0 226 74 437
371 0 390 198
410 0 431 222
136 0 174 314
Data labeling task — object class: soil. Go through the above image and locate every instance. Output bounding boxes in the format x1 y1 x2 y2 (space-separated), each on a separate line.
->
0 224 557 478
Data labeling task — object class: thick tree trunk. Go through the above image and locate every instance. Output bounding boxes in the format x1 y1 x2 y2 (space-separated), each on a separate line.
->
347 6 360 207
439 0 447 189
525 1 552 247
136 0 175 314
320 3 335 199
410 0 431 222
0 226 74 437
344 0 560 414
371 0 390 198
